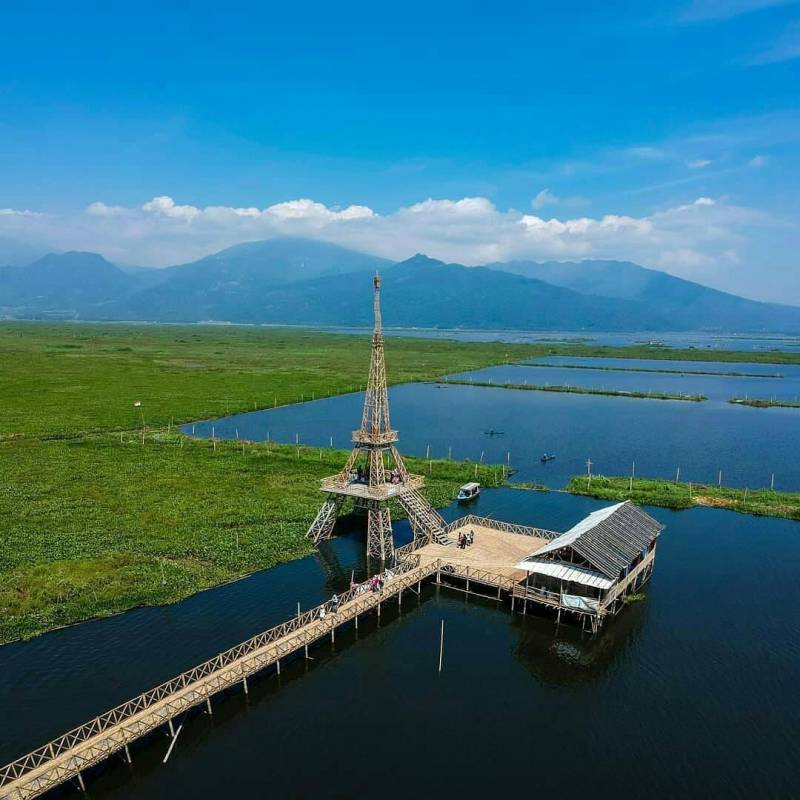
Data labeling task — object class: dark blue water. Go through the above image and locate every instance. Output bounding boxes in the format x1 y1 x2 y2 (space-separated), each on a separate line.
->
186 379 800 491
2 490 800 799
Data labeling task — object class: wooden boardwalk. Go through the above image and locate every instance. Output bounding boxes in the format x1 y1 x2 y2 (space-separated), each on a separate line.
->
0 558 437 800
1 516 615 800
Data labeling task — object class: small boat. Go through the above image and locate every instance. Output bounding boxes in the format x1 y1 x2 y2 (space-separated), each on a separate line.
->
457 482 481 503
540 453 556 463
483 429 505 437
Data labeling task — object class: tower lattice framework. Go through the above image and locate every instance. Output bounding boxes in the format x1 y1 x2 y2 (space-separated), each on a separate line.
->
306 274 445 562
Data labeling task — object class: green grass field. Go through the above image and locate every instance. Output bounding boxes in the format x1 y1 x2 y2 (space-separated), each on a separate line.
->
566 474 800 520
0 322 527 643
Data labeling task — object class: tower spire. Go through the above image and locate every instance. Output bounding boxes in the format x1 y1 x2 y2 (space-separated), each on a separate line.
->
357 273 393 445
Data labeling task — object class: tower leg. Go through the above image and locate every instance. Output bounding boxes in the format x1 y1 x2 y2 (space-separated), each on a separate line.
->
367 507 394 562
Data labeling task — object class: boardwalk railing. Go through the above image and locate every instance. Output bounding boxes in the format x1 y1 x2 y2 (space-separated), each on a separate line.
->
438 562 517 593
444 514 559 540
0 557 432 799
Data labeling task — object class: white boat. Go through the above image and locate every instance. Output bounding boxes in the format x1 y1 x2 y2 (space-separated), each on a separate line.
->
457 482 480 503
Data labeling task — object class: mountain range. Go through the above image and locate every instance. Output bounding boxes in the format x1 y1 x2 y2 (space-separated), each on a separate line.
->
2 237 799 332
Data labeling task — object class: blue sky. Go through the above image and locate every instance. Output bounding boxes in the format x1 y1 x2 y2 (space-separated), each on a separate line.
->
1 0 799 301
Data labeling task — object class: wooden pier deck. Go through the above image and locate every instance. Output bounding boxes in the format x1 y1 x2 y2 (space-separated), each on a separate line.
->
1 516 603 800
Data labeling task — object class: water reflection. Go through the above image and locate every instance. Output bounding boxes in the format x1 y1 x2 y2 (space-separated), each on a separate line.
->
513 599 646 686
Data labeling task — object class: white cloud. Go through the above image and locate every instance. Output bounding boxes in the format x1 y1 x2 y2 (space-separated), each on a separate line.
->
142 195 201 221
0 193 790 298
86 201 127 217
532 189 560 209
0 208 46 217
749 154 768 166
687 158 712 169
265 198 375 222
404 197 494 216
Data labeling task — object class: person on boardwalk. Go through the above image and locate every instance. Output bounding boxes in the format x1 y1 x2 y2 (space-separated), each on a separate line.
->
331 593 340 612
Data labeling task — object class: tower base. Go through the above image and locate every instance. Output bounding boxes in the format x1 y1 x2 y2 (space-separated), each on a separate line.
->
366 505 394 562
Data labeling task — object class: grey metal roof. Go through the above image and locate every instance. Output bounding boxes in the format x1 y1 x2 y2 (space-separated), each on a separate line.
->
523 501 663 580
513 558 614 590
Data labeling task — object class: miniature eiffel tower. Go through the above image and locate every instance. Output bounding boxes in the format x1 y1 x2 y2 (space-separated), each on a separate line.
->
306 274 447 561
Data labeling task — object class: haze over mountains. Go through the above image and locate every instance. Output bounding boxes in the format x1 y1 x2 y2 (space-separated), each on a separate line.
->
2 237 799 333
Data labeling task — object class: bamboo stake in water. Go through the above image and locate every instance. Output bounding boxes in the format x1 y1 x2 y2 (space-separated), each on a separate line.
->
163 724 183 764
438 620 444 673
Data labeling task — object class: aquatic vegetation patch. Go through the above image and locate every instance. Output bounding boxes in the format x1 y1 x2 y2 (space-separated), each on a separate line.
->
566 475 800 521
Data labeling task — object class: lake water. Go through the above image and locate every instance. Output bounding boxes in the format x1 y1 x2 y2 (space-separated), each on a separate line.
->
2 488 800 799
185 370 800 490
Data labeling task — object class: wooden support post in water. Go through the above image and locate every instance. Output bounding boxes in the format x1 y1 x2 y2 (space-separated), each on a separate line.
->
163 724 183 764
77 771 86 792
206 698 212 716
276 658 281 675
168 719 174 737
124 744 132 764
243 675 249 695
438 619 444 673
